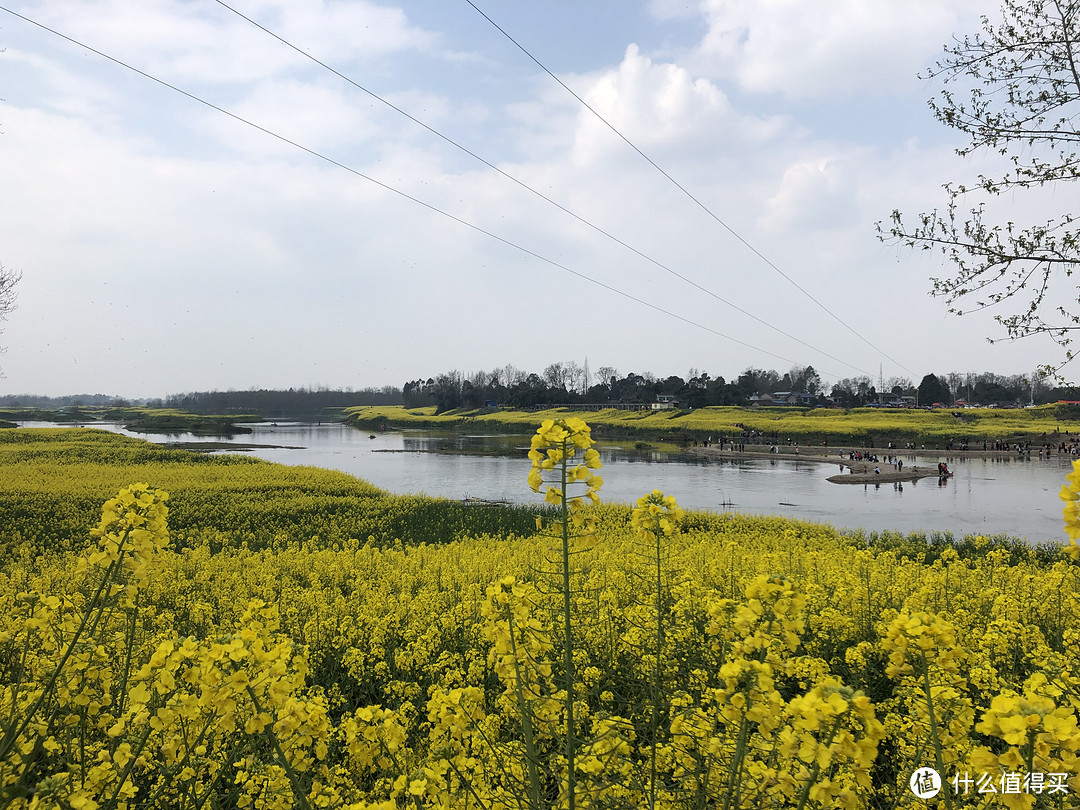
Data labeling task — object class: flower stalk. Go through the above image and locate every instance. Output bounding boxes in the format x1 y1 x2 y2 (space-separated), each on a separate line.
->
528 418 602 810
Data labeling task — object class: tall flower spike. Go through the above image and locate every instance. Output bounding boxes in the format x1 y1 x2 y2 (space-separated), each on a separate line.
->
528 418 602 526
525 418 602 810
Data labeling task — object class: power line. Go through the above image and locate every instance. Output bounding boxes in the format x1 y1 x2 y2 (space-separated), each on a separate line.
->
0 5 837 376
463 0 918 379
211 0 874 378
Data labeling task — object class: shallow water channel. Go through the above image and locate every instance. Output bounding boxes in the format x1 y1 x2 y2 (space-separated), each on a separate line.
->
61 421 1075 545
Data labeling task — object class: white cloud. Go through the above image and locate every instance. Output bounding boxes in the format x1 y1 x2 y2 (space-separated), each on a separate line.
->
19 0 437 85
260 0 438 63
761 156 861 232
687 0 998 98
196 78 386 156
567 44 790 167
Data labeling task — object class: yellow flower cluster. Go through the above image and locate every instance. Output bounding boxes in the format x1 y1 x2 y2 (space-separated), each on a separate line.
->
776 679 883 808
883 610 961 678
84 482 170 598
630 489 681 541
527 417 602 513
661 575 883 808
967 673 1080 808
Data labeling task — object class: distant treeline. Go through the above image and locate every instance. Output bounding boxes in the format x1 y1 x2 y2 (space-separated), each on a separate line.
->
150 387 403 416
404 363 1073 413
0 394 123 409
7 364 1077 419
0 388 404 416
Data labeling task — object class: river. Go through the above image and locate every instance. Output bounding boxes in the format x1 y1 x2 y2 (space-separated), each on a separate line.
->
39 420 1073 546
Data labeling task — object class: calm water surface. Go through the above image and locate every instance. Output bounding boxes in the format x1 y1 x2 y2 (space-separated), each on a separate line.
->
56 421 1073 545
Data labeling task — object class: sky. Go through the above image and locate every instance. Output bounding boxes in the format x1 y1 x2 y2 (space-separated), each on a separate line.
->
0 0 1067 398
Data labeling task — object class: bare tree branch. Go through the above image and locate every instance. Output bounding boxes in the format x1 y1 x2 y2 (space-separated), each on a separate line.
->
880 0 1080 377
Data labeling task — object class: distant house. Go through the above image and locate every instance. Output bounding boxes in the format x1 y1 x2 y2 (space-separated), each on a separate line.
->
650 394 678 411
752 391 816 406
874 393 919 408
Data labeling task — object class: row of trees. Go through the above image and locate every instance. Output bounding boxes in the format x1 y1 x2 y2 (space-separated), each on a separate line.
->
0 388 405 417
152 387 402 416
833 371 1056 409
403 364 1062 413
6 370 1060 417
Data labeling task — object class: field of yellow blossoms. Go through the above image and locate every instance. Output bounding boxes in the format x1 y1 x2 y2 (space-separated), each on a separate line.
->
2 423 1080 809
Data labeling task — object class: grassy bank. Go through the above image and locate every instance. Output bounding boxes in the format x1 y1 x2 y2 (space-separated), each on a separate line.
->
117 409 261 435
345 403 1079 447
0 406 261 435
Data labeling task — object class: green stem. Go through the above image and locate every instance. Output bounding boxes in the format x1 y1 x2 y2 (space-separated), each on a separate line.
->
112 595 140 734
3 616 34 734
193 736 249 810
102 721 154 810
246 686 314 810
649 516 663 810
722 702 752 810
79 709 87 786
920 656 953 810
560 444 576 810
1024 729 1035 784
506 607 543 810
142 712 223 809
445 756 492 810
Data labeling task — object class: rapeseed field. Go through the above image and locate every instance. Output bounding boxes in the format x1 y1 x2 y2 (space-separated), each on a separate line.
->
1 423 1078 808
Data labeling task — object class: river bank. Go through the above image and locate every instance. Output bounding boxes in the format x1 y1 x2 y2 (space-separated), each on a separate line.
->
344 403 1080 450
